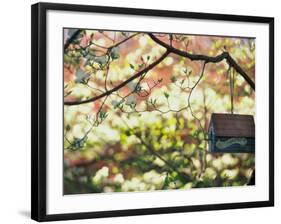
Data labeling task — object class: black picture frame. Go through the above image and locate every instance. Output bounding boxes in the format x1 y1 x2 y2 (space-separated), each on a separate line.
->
31 2 274 222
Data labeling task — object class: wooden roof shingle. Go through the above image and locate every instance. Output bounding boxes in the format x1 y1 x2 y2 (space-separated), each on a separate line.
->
209 113 255 138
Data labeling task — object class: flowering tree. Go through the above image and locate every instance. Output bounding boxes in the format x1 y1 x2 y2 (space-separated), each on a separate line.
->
63 29 255 194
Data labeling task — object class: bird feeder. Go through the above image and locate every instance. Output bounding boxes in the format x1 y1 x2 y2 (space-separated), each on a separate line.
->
208 113 255 153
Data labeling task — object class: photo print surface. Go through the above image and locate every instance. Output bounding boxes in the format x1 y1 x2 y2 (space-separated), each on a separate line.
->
63 28 255 195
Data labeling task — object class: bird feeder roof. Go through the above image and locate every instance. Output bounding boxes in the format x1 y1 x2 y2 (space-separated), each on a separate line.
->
209 113 255 138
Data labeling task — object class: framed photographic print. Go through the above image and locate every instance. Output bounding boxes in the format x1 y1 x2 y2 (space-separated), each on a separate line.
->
31 2 274 222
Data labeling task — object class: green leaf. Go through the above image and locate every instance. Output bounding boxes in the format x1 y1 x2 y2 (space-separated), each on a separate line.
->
112 99 124 109
110 47 119 60
70 137 87 150
64 54 72 63
162 173 170 189
138 63 145 69
135 84 142 93
164 92 170 99
64 91 72 97
170 76 177 83
126 95 137 107
65 124 71 131
99 111 108 120
129 103 136 109
129 63 135 70
180 79 185 85
149 98 157 105
121 32 129 37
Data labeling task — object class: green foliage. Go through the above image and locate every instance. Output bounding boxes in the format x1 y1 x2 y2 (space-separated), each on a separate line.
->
99 111 108 120
64 113 255 193
164 92 170 99
170 75 177 83
112 99 124 109
110 47 120 60
69 137 87 150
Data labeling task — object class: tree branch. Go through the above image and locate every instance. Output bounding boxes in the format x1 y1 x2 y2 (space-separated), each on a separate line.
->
187 62 206 136
64 50 170 106
148 33 255 91
136 135 191 182
109 33 139 49
64 29 83 51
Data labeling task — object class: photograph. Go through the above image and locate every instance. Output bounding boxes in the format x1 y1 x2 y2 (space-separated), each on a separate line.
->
63 28 256 195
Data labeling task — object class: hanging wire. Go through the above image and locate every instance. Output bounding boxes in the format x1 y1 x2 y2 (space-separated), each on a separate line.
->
229 66 235 114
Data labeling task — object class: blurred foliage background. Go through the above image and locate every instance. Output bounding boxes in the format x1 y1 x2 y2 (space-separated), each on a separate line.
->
63 29 255 194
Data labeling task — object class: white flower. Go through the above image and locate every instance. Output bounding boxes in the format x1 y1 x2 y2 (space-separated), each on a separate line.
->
114 174 124 184
92 166 109 184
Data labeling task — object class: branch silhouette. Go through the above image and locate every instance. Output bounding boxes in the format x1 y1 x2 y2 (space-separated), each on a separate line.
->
64 29 83 51
64 50 170 105
148 33 255 90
